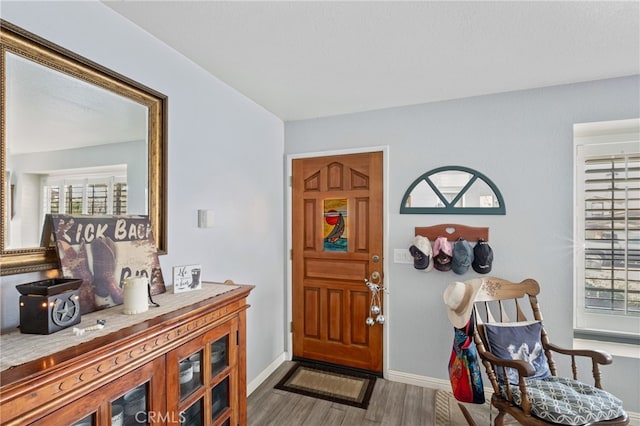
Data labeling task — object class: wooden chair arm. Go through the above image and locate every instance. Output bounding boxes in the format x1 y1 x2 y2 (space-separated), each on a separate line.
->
545 342 613 365
545 342 612 389
478 350 536 416
479 350 536 377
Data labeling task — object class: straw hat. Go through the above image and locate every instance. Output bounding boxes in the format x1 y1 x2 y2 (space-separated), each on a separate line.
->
443 279 483 328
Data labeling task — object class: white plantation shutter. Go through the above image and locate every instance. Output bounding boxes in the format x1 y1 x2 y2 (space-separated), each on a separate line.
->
113 182 128 215
582 155 640 314
574 120 640 339
42 171 127 216
87 183 109 214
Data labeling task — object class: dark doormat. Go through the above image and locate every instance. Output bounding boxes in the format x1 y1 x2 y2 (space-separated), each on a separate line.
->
274 362 377 409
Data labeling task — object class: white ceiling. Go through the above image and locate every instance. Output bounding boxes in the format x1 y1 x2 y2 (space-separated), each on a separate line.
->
102 1 640 121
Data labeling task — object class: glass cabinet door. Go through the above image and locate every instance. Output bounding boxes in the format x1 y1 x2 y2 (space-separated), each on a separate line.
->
210 336 228 377
179 349 203 400
31 357 164 426
211 377 229 420
207 321 237 425
111 382 148 425
169 317 238 426
180 398 203 426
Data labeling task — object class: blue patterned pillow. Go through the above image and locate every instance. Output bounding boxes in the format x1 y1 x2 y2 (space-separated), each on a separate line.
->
484 321 551 385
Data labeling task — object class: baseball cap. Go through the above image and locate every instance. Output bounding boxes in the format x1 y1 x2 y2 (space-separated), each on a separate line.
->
433 236 453 271
409 235 433 271
472 239 493 274
451 238 474 275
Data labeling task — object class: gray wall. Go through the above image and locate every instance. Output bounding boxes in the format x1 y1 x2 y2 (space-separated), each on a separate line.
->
0 1 286 387
285 75 640 411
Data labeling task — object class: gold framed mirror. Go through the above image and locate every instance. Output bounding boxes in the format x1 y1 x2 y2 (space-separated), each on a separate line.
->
1 20 167 275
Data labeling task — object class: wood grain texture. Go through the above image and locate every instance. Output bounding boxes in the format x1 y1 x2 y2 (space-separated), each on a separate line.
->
469 277 628 426
0 285 253 426
247 361 517 426
415 224 489 242
292 152 384 372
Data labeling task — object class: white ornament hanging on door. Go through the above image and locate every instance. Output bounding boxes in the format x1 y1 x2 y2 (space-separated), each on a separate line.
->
364 277 387 326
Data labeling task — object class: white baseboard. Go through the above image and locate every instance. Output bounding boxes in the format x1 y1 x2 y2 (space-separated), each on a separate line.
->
386 369 452 391
629 411 640 426
249 364 640 423
247 352 288 396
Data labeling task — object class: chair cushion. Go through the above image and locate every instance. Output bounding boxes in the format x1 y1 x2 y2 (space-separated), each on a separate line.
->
503 376 626 425
484 321 551 385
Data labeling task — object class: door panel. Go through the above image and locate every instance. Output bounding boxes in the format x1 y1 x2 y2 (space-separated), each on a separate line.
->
292 151 383 373
305 258 368 280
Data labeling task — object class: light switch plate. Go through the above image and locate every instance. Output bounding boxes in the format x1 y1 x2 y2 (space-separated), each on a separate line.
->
197 209 214 228
394 248 414 264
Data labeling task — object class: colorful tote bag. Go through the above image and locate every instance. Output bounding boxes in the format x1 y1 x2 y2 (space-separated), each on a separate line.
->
448 312 485 404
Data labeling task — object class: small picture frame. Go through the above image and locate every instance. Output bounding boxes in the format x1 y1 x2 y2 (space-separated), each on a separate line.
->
173 264 202 293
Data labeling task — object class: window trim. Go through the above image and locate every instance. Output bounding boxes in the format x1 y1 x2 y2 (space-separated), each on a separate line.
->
399 165 506 214
573 118 640 342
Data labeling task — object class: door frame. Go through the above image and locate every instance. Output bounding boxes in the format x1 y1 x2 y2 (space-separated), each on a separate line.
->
285 145 390 377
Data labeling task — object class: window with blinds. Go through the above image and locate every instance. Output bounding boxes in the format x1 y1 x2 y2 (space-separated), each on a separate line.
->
583 155 640 315
87 183 108 215
113 182 128 215
47 185 61 214
64 184 85 214
574 121 640 339
42 174 127 218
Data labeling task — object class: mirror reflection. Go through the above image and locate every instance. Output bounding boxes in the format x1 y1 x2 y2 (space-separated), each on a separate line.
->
400 166 506 215
1 20 167 275
5 52 148 249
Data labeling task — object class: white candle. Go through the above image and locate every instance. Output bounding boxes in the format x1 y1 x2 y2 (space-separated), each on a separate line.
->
122 277 149 314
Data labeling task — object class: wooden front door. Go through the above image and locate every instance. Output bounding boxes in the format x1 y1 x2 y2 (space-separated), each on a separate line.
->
292 151 384 373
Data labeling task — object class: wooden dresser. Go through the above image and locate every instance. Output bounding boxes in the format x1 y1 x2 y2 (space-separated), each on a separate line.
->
0 282 253 426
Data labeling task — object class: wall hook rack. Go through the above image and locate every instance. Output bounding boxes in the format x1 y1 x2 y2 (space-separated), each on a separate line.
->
415 224 489 242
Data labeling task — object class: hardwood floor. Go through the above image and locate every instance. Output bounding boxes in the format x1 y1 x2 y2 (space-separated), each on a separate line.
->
247 361 501 426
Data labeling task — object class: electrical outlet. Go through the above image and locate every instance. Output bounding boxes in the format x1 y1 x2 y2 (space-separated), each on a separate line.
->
394 248 414 264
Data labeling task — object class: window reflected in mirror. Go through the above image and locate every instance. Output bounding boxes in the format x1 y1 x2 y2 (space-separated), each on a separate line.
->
9 165 131 249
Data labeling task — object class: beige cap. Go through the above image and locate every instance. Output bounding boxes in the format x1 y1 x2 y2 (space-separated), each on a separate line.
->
443 279 483 328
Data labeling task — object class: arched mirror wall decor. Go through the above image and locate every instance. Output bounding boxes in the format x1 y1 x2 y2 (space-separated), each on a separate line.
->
1 20 168 275
400 166 505 215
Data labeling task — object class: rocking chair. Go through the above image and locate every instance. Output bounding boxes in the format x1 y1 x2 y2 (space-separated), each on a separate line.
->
468 277 628 426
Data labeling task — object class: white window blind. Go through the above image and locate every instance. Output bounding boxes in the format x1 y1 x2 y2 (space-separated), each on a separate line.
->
574 119 640 339
113 182 128 215
42 169 127 218
583 155 640 313
64 183 84 214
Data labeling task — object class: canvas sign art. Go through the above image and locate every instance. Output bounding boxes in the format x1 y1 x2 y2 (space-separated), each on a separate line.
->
173 264 202 293
45 214 166 314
